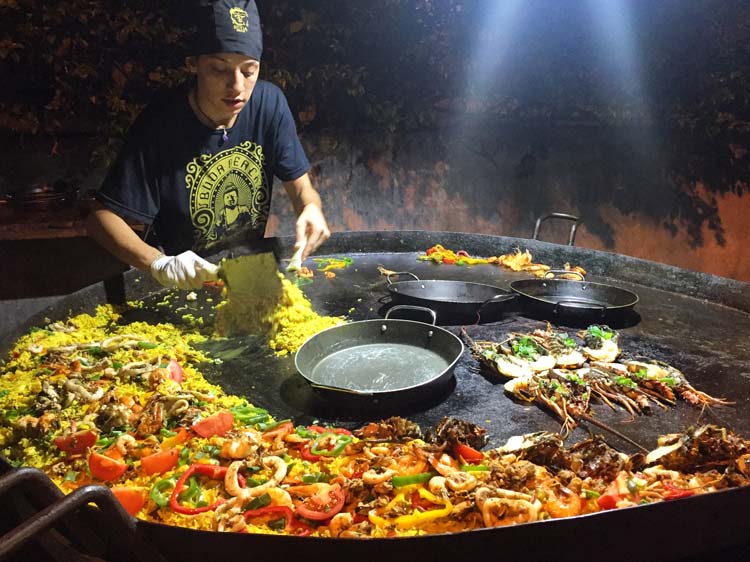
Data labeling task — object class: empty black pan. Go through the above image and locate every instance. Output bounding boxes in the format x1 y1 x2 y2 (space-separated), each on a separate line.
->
509 271 639 326
386 272 514 325
294 305 464 407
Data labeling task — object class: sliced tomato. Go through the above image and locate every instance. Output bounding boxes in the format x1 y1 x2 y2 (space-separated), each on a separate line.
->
442 256 456 264
54 430 97 455
596 481 622 510
111 486 147 516
140 448 179 476
453 443 484 464
192 410 234 438
294 484 346 521
262 421 294 441
89 450 128 481
166 359 185 383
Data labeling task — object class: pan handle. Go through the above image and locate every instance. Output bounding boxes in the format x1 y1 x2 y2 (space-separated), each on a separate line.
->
554 300 608 318
386 271 420 285
309 382 373 396
477 292 516 312
385 305 437 325
543 269 585 281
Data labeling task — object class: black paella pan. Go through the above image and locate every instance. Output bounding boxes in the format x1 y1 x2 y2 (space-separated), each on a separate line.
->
508 270 639 327
385 270 638 327
294 306 464 408
385 272 513 325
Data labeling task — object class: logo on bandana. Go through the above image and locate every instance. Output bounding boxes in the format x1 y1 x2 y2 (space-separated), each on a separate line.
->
229 7 249 32
185 141 269 246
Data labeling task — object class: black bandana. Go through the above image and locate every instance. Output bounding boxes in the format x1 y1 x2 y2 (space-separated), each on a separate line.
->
192 0 263 60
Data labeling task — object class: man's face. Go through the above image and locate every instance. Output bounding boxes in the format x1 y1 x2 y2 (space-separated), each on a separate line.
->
223 188 238 208
193 53 260 119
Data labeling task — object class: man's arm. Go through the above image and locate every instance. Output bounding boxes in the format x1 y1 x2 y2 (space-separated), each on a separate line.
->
283 173 331 259
85 202 162 271
85 202 218 290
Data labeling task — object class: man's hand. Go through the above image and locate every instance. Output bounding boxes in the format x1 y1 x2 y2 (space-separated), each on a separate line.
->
295 203 331 259
150 251 219 290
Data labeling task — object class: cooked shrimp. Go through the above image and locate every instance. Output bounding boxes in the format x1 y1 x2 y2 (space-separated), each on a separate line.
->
428 476 448 496
543 486 583 518
114 434 137 456
429 453 460 476
328 513 353 537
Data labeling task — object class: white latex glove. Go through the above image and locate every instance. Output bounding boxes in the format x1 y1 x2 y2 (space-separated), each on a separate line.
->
149 251 220 290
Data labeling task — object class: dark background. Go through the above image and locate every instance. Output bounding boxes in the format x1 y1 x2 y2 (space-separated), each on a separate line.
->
1 0 748 279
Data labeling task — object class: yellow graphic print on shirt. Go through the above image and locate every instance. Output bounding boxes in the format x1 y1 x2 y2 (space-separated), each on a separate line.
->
185 141 269 246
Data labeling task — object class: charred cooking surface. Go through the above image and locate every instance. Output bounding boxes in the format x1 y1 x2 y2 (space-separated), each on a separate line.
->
3 232 749 457
96 241 750 458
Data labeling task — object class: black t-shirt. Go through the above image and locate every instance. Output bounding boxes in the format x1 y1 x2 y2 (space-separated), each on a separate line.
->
97 80 310 254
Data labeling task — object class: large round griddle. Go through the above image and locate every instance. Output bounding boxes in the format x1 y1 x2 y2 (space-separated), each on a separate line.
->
2 230 750 562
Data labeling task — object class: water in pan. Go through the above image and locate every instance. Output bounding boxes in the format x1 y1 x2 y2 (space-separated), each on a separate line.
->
310 342 449 392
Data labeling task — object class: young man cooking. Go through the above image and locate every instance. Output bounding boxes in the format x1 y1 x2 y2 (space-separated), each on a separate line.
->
86 0 330 289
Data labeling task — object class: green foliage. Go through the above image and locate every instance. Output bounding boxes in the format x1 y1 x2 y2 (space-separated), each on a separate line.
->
0 0 747 243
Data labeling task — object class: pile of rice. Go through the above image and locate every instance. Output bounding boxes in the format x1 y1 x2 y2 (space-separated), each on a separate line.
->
214 273 345 356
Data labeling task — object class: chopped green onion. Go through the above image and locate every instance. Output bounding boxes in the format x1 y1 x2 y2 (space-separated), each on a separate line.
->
583 489 600 499
392 472 433 487
267 517 287 531
245 493 271 510
301 472 331 484
137 341 158 349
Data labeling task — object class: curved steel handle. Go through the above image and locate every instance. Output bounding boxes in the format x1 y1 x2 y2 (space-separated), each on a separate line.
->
553 300 607 318
385 304 437 325
532 213 581 246
543 269 585 281
476 292 516 311
309 382 372 396
386 271 420 285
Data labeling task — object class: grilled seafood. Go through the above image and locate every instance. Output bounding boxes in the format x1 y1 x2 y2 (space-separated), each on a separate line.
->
622 359 733 407
426 416 489 450
580 325 621 362
469 324 732 435
530 327 586 369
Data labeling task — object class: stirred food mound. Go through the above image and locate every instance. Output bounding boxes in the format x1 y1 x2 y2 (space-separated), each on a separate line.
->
213 253 345 356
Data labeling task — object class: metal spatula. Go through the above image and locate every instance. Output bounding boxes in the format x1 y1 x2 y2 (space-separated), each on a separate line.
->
217 252 283 299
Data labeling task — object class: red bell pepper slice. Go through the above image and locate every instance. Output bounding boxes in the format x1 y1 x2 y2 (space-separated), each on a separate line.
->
262 421 294 441
663 481 696 501
300 441 321 462
169 463 233 515
243 505 312 536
